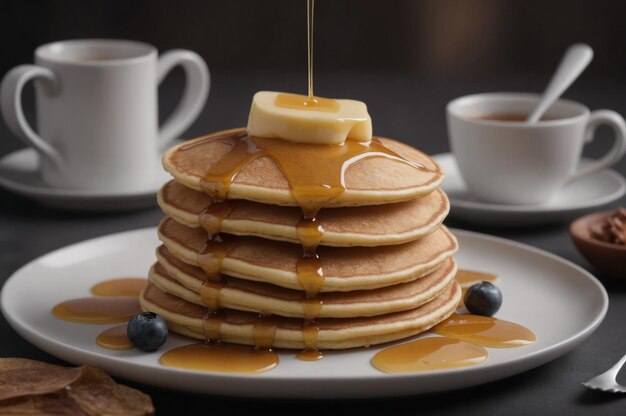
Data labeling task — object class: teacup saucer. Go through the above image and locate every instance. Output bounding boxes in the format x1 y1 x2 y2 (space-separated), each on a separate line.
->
434 153 626 227
0 148 172 212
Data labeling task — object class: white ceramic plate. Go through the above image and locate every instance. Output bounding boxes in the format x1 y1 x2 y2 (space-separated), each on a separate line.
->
435 153 626 227
0 148 173 211
0 227 608 398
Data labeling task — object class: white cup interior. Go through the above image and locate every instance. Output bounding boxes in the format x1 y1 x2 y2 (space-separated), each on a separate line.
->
448 92 588 124
36 39 155 64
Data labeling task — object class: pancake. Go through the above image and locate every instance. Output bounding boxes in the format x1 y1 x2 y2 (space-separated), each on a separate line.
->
140 280 461 350
158 180 449 247
150 246 457 318
157 217 458 292
162 128 444 208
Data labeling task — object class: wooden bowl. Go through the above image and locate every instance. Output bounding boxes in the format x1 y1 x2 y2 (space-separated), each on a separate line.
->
569 210 626 279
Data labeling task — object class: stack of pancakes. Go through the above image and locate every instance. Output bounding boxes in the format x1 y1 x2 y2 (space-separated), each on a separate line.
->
140 128 460 351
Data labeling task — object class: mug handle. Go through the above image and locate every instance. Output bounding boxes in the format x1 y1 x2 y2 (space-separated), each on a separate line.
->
568 109 626 181
157 50 210 148
0 65 63 167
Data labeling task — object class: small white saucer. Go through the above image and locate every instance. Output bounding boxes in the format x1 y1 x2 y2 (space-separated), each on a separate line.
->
434 153 626 227
0 148 172 212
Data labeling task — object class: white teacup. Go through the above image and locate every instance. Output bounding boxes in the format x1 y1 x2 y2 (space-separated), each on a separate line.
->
446 92 626 205
0 39 210 191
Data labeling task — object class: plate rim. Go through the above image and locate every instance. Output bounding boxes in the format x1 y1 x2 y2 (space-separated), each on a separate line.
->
0 226 609 397
433 152 626 213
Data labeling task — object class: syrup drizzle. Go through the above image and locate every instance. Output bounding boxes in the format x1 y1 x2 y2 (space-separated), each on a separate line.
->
296 320 323 361
307 0 314 98
201 310 224 342
273 0 342 113
197 235 235 278
253 314 279 349
196 193 281 352
198 200 237 237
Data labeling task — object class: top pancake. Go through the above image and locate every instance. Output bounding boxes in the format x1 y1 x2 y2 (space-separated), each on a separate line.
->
158 180 449 247
163 128 444 207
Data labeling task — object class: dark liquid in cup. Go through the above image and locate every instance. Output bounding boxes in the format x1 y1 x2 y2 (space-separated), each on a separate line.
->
473 113 558 122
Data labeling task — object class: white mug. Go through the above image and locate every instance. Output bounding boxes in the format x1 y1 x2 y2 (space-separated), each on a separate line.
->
447 92 626 205
0 39 210 191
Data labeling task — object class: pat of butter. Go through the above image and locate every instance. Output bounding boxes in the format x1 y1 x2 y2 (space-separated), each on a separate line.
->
247 91 372 144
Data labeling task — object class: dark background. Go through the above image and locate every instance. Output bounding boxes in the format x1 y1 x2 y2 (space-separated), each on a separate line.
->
3 0 626 159
4 0 626 78
2 1 626 415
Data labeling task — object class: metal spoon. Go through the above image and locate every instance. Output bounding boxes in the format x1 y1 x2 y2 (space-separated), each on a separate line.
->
582 353 626 393
526 43 594 123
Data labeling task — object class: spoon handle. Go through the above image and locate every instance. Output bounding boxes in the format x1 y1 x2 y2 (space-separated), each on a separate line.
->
527 43 593 123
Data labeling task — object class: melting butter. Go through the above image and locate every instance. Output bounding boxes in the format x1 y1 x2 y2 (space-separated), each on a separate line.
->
247 91 372 144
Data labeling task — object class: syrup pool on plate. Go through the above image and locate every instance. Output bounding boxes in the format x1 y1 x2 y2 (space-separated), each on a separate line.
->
51 277 145 349
371 336 488 373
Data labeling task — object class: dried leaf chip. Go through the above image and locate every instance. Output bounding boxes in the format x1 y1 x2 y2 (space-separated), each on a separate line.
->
0 393 86 415
0 359 82 401
0 359 154 416
66 366 154 416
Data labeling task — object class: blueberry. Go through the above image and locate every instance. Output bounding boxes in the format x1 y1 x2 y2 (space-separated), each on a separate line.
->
127 312 168 352
464 281 502 316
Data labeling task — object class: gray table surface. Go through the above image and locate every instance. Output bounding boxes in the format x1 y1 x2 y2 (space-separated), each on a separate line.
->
1 70 625 415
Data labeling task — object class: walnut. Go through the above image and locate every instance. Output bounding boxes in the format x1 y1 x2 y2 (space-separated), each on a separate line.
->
591 208 626 245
